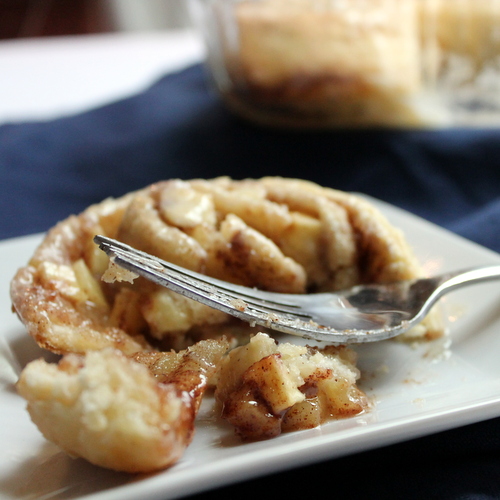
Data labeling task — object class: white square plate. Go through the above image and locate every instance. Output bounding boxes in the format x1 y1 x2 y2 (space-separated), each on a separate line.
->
2 196 500 500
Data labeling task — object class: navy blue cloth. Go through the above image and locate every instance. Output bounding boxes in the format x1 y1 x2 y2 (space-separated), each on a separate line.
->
2 64 500 499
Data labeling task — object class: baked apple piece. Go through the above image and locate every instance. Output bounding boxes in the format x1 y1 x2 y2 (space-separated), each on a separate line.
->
216 332 368 440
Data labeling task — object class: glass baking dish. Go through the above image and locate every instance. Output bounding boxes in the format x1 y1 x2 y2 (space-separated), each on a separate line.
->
189 0 500 128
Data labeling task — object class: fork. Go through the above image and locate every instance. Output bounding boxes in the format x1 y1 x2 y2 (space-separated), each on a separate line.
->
94 235 500 344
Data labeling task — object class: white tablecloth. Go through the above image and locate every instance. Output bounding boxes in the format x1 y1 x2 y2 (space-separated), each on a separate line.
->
0 30 204 124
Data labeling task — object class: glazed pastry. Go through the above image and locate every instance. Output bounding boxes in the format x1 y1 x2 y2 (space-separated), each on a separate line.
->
11 177 443 471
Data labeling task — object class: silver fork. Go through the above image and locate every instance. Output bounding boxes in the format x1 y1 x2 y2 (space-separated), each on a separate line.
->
94 235 500 344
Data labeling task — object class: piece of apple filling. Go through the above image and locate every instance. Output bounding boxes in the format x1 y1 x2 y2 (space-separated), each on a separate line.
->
215 332 369 440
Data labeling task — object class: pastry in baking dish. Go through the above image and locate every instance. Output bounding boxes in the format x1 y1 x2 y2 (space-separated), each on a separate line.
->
216 0 500 127
224 0 424 127
11 177 443 471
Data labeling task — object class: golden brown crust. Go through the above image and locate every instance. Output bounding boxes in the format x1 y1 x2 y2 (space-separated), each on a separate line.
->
10 265 148 355
10 194 152 356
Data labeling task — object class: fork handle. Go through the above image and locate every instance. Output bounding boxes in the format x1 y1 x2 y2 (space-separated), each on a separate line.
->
436 265 500 297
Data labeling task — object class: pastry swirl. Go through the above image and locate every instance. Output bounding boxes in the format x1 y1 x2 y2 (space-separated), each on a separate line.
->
11 177 443 471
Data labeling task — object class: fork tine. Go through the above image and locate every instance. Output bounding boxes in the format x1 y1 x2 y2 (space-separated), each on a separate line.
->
93 235 416 343
93 235 310 318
